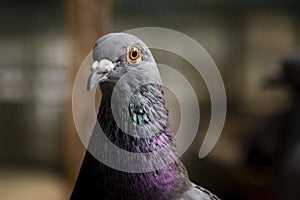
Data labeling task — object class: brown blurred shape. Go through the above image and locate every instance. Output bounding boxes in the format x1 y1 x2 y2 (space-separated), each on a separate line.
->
64 0 111 194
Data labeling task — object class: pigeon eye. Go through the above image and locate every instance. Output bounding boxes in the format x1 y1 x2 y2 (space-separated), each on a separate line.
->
127 46 141 64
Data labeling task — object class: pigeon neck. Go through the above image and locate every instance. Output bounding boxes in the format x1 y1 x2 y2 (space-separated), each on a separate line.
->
98 83 175 153
79 84 191 199
90 82 190 198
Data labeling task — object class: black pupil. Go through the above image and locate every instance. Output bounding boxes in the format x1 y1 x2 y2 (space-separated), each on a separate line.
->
131 50 137 58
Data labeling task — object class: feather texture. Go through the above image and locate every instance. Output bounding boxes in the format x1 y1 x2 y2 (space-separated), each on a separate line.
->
71 32 220 200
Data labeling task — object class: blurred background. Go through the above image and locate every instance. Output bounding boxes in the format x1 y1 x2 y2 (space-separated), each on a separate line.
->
0 0 300 199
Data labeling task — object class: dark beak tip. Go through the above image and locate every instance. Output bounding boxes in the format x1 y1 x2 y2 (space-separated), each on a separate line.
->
87 82 97 91
87 72 96 91
87 85 92 91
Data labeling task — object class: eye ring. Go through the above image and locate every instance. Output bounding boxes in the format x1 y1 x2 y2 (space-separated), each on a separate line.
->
127 46 141 64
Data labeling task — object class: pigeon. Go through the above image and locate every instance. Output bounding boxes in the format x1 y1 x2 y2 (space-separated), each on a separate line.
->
70 33 220 200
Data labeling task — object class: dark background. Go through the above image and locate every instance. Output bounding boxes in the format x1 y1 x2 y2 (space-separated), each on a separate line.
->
0 0 299 199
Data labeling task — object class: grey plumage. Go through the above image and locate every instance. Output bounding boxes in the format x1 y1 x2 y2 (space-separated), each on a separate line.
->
71 32 220 200
181 184 220 200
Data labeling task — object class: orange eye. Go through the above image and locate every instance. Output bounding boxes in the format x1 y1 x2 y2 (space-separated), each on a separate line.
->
127 46 141 63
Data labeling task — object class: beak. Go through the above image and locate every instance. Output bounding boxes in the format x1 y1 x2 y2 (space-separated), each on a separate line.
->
87 59 116 91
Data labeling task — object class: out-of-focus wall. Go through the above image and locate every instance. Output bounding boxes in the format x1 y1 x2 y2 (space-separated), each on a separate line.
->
0 0 67 169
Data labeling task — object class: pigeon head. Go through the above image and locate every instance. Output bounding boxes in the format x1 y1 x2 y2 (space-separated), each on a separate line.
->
87 33 158 91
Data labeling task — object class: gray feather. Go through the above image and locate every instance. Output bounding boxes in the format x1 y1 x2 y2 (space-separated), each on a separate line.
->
180 183 220 200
